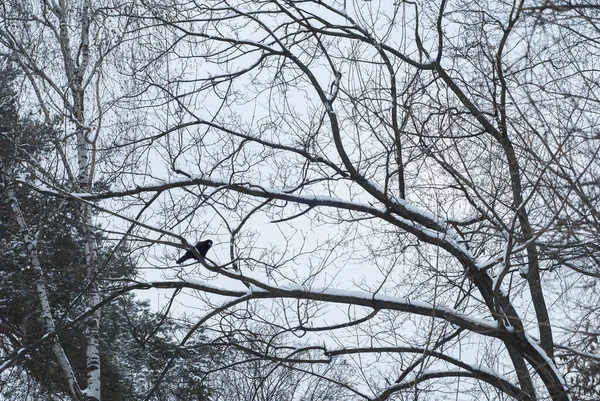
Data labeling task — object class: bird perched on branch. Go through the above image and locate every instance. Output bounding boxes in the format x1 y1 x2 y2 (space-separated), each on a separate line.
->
176 239 213 264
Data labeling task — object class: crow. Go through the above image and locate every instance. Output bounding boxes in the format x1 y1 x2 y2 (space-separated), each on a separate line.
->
176 239 213 264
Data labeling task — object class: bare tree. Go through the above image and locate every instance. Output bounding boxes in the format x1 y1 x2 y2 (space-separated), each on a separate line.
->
0 1 135 400
3 0 600 400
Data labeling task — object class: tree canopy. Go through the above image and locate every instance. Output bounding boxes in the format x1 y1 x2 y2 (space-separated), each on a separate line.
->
1 1 600 400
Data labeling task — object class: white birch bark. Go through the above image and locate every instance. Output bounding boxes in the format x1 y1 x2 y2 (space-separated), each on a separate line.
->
2 177 83 400
73 0 102 396
53 0 102 398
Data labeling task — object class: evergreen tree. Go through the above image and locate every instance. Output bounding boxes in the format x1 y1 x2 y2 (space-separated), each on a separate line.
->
0 60 212 401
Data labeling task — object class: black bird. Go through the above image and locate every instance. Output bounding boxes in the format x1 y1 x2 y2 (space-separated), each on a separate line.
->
176 239 213 264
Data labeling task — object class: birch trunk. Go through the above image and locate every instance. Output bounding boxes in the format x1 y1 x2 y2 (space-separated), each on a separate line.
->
2 172 83 400
55 0 102 398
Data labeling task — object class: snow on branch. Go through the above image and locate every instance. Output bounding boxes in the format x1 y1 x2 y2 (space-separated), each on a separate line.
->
30 176 474 263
